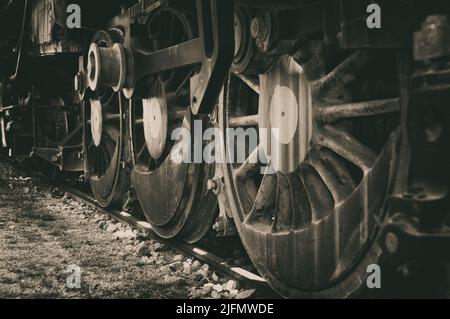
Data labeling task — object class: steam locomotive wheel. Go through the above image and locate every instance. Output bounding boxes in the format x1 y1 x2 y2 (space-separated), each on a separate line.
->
220 42 403 298
129 6 217 242
85 92 129 208
129 83 217 242
84 31 129 208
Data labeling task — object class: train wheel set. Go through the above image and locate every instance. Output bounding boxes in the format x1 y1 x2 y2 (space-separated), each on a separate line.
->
1 0 450 298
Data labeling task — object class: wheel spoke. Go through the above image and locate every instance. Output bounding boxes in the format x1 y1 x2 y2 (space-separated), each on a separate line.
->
169 107 187 123
313 126 376 172
168 13 175 45
103 113 121 122
299 164 334 221
315 98 399 123
167 88 189 102
244 170 277 225
312 51 375 103
102 90 117 108
173 70 195 97
273 172 311 230
234 144 263 179
306 148 352 204
228 114 258 128
87 113 120 125
273 173 292 230
235 73 260 94
318 148 357 190
137 143 147 161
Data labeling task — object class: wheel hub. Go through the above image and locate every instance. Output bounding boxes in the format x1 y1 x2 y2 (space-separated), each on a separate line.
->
142 82 168 160
269 85 299 144
90 98 103 147
258 55 313 173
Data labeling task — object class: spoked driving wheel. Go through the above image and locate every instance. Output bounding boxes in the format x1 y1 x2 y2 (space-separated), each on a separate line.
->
84 30 129 208
219 40 404 298
129 6 217 242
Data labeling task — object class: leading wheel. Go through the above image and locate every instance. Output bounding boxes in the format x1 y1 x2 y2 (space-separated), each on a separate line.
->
219 39 404 298
84 30 130 208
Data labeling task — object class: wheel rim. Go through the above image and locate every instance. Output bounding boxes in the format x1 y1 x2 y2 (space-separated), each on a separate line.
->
220 42 403 297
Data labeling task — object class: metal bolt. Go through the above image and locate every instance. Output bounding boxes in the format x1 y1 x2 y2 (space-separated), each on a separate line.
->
74 72 86 98
250 14 270 41
212 222 224 233
385 232 399 254
208 112 217 124
212 218 225 234
207 179 218 191
74 74 81 92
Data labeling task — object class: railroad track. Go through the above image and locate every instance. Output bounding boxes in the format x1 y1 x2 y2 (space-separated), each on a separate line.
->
62 185 274 294
1 154 277 297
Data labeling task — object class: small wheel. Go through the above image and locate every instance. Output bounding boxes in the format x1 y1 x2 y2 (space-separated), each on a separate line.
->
129 5 217 242
219 40 404 298
84 30 129 208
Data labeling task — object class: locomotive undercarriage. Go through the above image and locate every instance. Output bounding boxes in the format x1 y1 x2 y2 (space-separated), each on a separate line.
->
1 0 450 298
